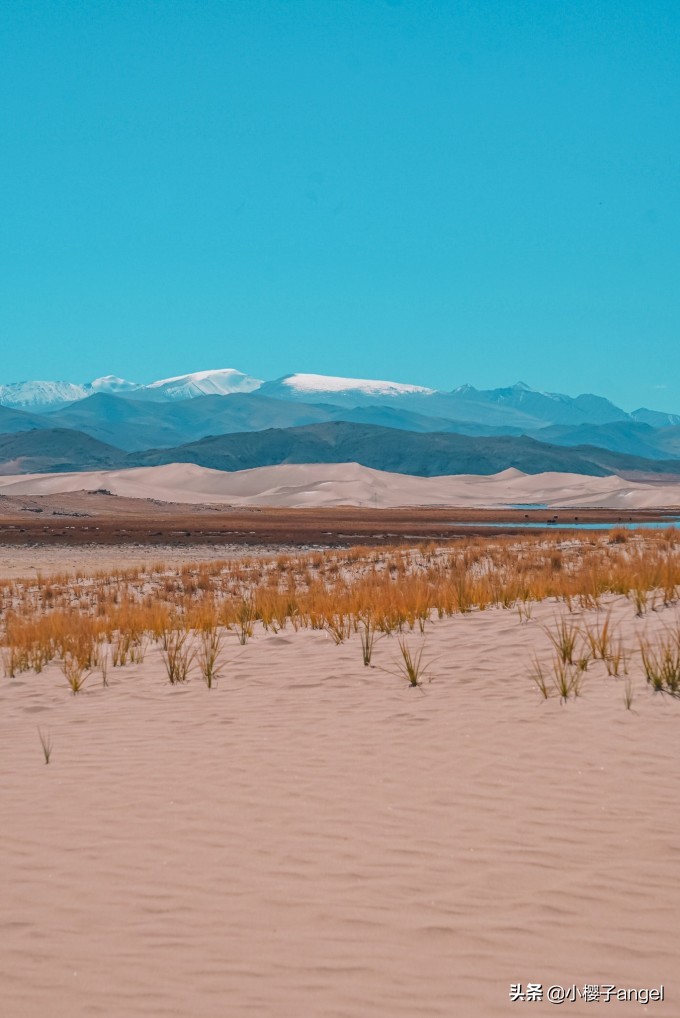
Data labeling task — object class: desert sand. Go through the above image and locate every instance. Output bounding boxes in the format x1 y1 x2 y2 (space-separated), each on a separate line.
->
1 461 680 508
0 542 254 581
1 588 678 1017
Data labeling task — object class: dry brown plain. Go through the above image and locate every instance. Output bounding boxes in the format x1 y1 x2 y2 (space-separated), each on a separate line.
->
0 487 676 550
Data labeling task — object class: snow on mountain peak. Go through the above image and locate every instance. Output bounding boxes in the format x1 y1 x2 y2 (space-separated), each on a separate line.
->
0 369 263 410
278 373 435 397
146 369 263 398
90 375 140 393
0 380 90 410
0 368 650 431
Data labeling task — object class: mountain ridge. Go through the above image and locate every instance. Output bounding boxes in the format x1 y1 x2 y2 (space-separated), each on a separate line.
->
2 369 678 430
0 368 262 411
5 420 680 480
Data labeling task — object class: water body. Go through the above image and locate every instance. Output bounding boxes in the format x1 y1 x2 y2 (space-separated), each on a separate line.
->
451 519 680 531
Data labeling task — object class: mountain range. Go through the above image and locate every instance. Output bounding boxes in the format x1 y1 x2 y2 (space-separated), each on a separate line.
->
2 368 680 479
0 369 261 411
2 368 679 426
3 421 680 480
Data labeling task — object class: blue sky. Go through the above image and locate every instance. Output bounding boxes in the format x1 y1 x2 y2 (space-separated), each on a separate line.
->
1 0 679 411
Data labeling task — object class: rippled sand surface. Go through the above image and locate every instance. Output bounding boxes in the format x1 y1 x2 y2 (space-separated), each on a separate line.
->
2 595 678 1016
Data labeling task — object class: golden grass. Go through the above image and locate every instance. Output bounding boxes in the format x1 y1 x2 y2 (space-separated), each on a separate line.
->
196 626 223 689
639 626 680 698
1 530 680 706
161 630 193 685
395 638 429 688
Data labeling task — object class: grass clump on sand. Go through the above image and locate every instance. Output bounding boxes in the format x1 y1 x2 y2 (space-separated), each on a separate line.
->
551 657 586 703
544 618 588 668
161 630 193 684
60 652 91 695
639 628 680 699
38 727 53 764
396 638 430 688
528 654 585 703
359 615 376 666
197 626 223 689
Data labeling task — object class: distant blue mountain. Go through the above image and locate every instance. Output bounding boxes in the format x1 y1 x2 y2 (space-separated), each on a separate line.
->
2 370 680 464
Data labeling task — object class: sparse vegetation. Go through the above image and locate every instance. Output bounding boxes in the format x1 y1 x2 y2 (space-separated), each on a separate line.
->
161 630 193 684
197 626 223 689
551 656 586 702
517 599 534 624
544 618 582 665
604 638 628 677
396 638 429 687
528 656 551 699
0 530 679 710
38 727 52 764
235 595 255 645
623 676 635 711
584 612 615 661
359 615 376 666
640 628 680 698
529 651 586 703
630 587 648 617
60 652 90 694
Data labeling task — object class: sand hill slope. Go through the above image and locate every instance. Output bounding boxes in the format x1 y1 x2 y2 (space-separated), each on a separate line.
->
1 462 680 508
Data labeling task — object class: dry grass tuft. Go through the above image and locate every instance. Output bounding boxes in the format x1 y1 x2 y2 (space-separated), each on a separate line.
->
640 628 680 698
161 630 193 684
38 727 53 764
396 638 429 688
359 615 376 666
197 627 223 689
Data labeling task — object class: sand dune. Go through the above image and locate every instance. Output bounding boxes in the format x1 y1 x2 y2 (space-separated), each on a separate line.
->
1 593 677 1016
0 461 680 508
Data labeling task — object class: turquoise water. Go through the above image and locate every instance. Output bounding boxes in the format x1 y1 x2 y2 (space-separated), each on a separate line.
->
450 519 680 531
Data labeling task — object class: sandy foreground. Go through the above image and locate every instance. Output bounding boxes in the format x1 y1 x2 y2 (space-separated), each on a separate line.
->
0 543 257 580
1 590 678 1017
2 461 680 508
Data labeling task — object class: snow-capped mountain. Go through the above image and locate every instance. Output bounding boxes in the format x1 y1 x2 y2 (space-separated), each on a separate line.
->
0 369 430 412
0 376 141 411
0 380 92 411
260 372 435 399
1 368 679 434
90 375 141 395
139 369 262 402
0 369 262 411
259 376 586 426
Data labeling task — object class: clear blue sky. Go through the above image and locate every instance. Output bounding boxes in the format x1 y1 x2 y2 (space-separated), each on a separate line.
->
1 0 679 411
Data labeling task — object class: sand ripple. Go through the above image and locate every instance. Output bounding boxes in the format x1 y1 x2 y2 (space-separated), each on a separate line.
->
1 596 678 1016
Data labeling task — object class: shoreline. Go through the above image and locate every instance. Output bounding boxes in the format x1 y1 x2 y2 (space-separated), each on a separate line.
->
1 495 679 553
